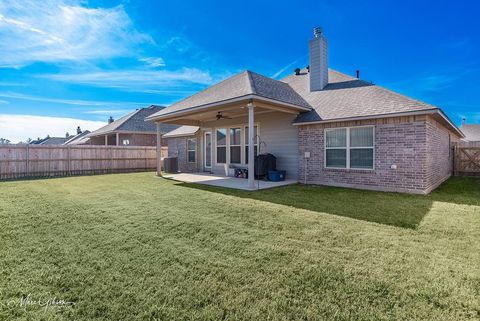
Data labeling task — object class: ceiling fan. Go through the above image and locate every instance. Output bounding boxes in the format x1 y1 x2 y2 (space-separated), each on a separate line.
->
216 111 232 120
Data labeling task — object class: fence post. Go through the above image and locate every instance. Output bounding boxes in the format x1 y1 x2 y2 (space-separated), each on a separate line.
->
26 144 30 178
67 146 71 176
110 147 113 174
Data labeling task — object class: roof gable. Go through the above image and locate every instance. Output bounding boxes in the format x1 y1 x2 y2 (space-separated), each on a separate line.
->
148 71 311 119
89 106 178 136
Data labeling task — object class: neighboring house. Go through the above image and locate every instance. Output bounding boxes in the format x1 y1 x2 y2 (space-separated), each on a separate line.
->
460 124 480 142
87 106 178 146
64 127 91 145
149 28 464 194
31 134 72 145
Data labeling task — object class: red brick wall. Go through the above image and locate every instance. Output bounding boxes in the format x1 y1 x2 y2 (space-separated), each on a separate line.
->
425 116 457 193
298 115 433 193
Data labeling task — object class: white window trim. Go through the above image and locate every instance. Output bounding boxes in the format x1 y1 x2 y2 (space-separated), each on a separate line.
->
215 128 227 165
229 127 242 165
187 138 197 163
213 123 260 166
204 131 212 169
324 125 375 170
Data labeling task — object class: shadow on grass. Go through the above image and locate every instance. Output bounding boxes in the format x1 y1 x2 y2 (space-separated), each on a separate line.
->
175 177 479 229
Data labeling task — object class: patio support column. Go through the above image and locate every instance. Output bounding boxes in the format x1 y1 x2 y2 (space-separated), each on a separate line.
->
248 103 255 189
116 133 119 146
156 122 162 177
104 135 108 146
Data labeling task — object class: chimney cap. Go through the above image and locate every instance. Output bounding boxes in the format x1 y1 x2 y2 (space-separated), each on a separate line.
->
313 27 323 37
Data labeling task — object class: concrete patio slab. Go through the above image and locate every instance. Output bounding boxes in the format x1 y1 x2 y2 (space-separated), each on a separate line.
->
162 172 297 191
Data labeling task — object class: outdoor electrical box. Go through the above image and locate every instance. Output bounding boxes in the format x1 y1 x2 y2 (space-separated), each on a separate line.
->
304 151 311 159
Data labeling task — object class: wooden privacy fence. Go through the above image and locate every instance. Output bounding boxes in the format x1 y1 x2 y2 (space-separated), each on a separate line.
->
0 145 167 180
454 142 480 177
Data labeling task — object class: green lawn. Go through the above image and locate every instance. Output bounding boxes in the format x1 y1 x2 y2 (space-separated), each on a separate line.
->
0 173 479 320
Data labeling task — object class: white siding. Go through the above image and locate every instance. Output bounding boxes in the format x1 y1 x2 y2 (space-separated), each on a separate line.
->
201 112 299 179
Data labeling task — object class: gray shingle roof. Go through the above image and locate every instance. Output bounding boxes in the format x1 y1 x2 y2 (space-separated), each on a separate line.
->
163 126 199 138
64 130 91 145
89 106 179 137
283 69 438 123
39 137 71 145
460 124 480 141
147 71 311 119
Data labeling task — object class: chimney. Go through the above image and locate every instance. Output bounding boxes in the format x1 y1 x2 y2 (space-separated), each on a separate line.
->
309 27 328 91
65 132 69 138
108 116 114 124
77 126 82 134
462 118 466 125
356 70 360 79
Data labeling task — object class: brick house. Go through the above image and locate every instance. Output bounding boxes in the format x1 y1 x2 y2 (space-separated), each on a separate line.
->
460 124 480 142
87 106 178 146
147 28 464 194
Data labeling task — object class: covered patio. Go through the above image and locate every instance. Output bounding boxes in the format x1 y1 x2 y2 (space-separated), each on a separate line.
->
163 172 297 191
146 70 312 190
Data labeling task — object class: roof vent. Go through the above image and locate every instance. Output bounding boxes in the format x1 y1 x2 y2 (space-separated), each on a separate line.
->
294 68 301 75
108 116 114 124
356 70 360 79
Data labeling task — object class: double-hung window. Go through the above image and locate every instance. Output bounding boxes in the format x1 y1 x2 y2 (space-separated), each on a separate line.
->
216 128 227 164
325 126 374 169
229 128 241 164
187 138 196 163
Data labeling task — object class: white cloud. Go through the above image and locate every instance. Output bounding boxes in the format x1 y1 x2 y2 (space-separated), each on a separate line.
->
0 0 152 67
271 55 306 79
83 109 132 116
0 114 106 143
39 67 216 91
139 57 166 68
0 92 144 107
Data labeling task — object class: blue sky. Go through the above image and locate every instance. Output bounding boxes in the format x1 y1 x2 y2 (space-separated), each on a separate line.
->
0 0 479 142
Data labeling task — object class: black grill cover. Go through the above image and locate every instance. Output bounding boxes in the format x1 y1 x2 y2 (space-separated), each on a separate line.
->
254 153 276 177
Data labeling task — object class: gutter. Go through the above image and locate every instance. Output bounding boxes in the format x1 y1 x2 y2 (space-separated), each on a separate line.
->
292 108 465 138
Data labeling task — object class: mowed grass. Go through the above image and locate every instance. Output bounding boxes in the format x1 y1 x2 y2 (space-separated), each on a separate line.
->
0 173 479 321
